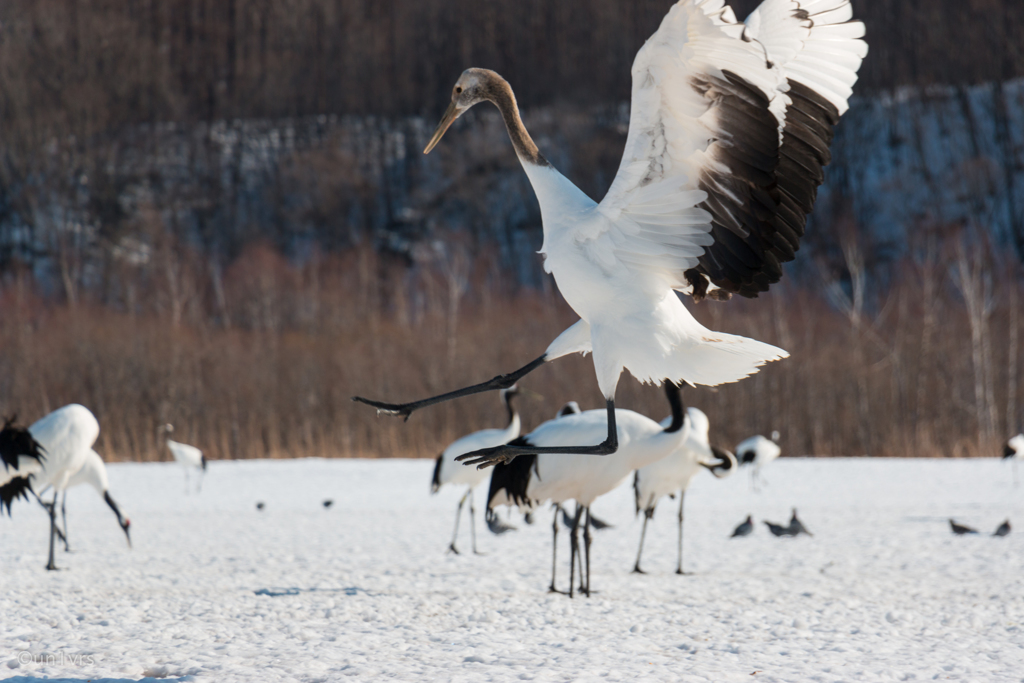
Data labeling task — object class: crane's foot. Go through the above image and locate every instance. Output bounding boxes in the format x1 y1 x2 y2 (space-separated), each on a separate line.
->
446 543 460 555
547 586 569 595
350 397 413 421
631 565 646 575
675 569 690 576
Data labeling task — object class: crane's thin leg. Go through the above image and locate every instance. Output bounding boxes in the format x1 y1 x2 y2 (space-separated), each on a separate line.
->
632 511 651 574
583 507 593 597
676 490 687 575
469 491 482 555
60 491 69 552
548 504 563 594
33 491 68 550
448 491 469 554
574 504 585 592
353 355 547 420
458 400 619 469
568 505 583 599
45 491 59 571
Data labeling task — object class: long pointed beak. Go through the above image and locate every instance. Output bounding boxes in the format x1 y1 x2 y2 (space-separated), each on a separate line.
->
424 102 461 154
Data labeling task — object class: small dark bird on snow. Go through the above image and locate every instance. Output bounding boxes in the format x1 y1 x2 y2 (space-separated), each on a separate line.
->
256 502 265 511
323 499 333 509
788 509 813 537
731 515 753 537
993 519 1011 537
764 520 796 537
949 519 977 535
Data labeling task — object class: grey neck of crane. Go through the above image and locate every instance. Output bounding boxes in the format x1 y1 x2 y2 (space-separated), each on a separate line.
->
491 90 548 167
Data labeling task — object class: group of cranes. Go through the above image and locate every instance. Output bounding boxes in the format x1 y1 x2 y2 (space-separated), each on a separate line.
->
356 0 864 582
434 381 739 596
1 405 206 570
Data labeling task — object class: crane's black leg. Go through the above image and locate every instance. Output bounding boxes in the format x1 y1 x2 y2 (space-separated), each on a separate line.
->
632 511 651 574
469 491 482 555
568 505 583 599
548 504 563 594
583 507 593 597
447 491 468 555
33 491 68 551
45 491 59 571
458 400 619 469
60 491 70 552
676 490 687 575
352 355 547 420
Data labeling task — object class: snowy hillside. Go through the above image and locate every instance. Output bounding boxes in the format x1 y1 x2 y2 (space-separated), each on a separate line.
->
2 457 1024 682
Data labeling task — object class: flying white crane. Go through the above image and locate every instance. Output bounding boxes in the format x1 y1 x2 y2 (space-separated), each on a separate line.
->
0 404 102 570
431 386 521 554
736 430 781 490
632 407 736 575
163 424 207 493
488 381 689 597
354 0 866 468
48 448 131 551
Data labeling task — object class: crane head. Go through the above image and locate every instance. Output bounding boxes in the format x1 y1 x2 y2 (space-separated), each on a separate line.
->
424 68 505 154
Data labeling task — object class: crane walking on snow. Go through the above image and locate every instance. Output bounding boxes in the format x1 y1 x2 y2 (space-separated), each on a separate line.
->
354 0 867 469
488 382 690 597
163 424 207 493
0 405 106 570
632 407 736 575
431 386 522 554
736 431 781 491
1003 434 1024 485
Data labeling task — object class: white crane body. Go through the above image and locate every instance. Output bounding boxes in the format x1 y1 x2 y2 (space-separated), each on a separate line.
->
488 383 689 595
632 406 735 573
0 404 107 569
433 387 522 553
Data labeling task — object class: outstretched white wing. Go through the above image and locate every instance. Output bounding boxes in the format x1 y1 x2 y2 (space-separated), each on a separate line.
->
590 0 865 299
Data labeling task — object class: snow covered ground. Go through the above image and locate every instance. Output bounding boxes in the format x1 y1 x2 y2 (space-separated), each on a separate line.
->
2 456 1024 682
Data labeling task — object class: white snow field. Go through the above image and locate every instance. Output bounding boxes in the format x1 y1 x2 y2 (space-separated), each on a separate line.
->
2 457 1024 683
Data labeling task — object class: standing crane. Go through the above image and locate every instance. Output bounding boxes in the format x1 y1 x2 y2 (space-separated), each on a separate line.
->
354 0 866 468
431 386 521 554
0 404 102 570
736 430 782 490
163 424 207 493
632 407 736 575
1003 434 1024 485
488 382 689 597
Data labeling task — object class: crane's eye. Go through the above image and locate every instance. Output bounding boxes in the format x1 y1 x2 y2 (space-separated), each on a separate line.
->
455 86 463 94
